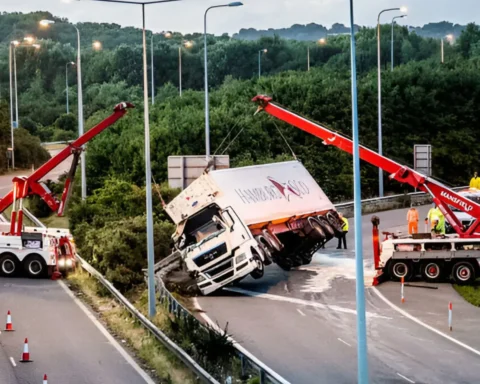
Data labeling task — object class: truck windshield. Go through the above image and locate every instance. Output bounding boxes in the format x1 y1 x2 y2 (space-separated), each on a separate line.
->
180 206 224 249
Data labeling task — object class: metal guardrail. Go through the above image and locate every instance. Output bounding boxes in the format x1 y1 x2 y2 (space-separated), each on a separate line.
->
75 254 220 384
155 276 290 384
333 186 468 210
41 140 74 147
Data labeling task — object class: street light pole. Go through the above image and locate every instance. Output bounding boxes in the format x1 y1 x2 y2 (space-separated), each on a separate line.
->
391 15 406 71
204 2 243 160
349 1 369 382
377 6 406 198
65 62 75 114
151 33 155 105
441 39 444 63
179 46 182 97
13 44 19 131
9 42 15 169
258 49 267 78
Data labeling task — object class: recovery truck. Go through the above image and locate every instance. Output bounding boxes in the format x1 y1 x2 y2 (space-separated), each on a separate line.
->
252 95 480 285
165 161 344 295
0 102 133 279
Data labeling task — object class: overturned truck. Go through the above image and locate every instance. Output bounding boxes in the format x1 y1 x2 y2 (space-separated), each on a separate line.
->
161 161 343 295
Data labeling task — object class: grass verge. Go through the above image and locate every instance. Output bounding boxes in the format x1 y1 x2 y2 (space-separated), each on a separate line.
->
453 283 480 307
67 268 196 384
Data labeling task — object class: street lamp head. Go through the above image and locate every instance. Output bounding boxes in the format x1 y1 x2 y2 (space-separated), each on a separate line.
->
93 40 102 50
11 40 20 46
184 40 193 48
69 61 75 65
446 34 454 41
163 31 173 38
39 19 55 27
400 6 408 13
32 44 41 49
228 2 243 6
319 38 326 44
24 36 35 43
262 48 268 53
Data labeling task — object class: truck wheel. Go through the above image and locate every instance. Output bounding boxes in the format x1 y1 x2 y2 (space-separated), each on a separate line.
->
23 254 46 278
275 257 292 271
307 218 326 240
326 211 344 236
255 236 273 265
250 253 264 280
262 230 283 252
388 260 413 282
0 253 19 277
452 262 476 285
317 216 335 240
421 261 443 282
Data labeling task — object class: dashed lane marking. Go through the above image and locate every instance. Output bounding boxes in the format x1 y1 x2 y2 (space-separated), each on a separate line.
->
296 309 306 317
224 287 391 319
397 372 415 383
372 286 480 357
9 357 16 367
58 280 155 384
337 338 351 347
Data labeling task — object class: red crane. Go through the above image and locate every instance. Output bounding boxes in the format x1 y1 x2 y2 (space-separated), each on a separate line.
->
252 95 480 238
0 102 134 235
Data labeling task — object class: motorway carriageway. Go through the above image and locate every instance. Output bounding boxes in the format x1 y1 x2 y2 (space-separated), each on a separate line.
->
0 278 154 384
198 205 480 384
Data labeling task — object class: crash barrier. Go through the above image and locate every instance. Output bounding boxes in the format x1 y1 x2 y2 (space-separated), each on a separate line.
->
334 186 468 218
154 274 290 384
40 140 74 147
75 254 221 384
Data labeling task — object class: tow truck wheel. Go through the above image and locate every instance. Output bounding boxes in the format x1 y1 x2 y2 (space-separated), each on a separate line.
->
0 253 19 277
388 260 413 282
23 254 46 278
452 262 475 285
250 252 264 280
421 261 443 282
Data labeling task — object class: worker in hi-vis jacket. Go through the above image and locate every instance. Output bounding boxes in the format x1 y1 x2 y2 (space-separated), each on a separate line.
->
470 172 480 189
407 205 419 235
337 213 349 249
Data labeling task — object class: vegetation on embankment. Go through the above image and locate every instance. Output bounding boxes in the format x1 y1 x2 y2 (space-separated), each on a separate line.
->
68 268 258 383
67 269 196 384
454 284 480 307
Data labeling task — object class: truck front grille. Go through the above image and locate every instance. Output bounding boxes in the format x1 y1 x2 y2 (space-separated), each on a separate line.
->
204 256 233 278
193 243 228 267
213 270 234 283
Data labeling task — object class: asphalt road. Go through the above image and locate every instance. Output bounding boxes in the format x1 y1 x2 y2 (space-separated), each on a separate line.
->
0 147 72 196
0 278 152 384
198 205 480 384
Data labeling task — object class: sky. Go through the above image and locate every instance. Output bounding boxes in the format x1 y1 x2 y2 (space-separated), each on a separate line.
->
3 0 479 35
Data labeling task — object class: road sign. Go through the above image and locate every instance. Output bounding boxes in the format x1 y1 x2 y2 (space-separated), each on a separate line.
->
12 121 18 129
168 155 229 190
414 144 432 177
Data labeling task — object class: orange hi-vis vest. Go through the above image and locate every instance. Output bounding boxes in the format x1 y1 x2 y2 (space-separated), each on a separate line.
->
407 208 419 223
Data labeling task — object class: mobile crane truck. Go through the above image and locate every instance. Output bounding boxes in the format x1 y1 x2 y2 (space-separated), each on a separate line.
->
0 102 133 279
252 95 480 285
164 161 344 295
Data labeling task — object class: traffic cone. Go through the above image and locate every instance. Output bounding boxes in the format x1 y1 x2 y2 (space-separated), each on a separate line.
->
43 374 48 384
5 310 14 331
20 338 33 362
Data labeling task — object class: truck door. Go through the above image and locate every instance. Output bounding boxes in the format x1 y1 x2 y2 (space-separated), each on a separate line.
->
221 206 251 246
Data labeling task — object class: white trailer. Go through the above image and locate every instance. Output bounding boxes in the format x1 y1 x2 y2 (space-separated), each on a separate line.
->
166 161 343 295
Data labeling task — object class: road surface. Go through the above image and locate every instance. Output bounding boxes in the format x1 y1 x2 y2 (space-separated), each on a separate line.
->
0 147 72 196
0 278 152 384
198 205 480 383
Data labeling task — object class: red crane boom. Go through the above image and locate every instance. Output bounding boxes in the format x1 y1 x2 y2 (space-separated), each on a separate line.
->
252 95 480 238
0 102 134 235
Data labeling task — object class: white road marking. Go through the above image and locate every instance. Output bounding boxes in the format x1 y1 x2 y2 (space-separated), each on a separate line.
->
192 298 292 384
397 372 415 383
57 280 155 384
224 287 391 319
337 338 351 347
9 357 16 367
297 309 306 317
372 287 480 357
